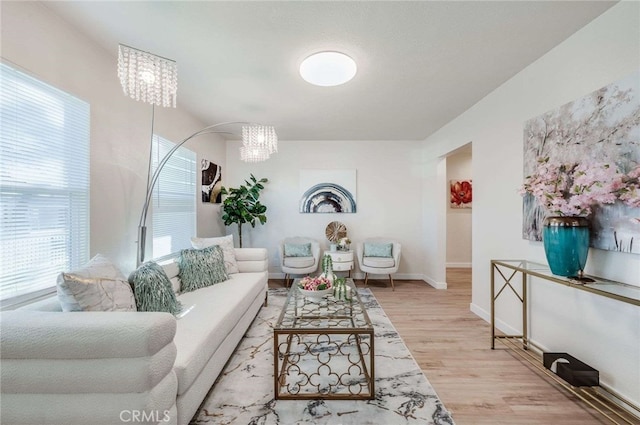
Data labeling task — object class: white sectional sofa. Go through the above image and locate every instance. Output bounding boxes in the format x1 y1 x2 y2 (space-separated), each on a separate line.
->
0 247 268 425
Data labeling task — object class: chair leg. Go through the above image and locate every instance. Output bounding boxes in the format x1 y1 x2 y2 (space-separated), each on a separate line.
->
284 274 289 288
389 274 395 291
364 272 369 287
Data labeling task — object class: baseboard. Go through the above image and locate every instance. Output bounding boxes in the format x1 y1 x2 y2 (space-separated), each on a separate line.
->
446 262 471 268
469 302 521 336
421 274 447 290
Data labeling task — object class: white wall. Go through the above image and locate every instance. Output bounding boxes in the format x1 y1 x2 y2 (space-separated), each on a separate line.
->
224 139 425 281
1 1 227 273
446 147 472 267
421 2 640 406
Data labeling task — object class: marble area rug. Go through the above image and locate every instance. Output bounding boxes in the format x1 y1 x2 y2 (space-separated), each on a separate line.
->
190 288 455 425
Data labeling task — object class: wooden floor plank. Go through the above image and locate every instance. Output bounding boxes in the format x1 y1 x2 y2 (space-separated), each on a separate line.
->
269 271 620 424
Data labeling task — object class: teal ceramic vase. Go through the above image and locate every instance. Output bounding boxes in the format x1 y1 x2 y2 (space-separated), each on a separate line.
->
542 216 590 277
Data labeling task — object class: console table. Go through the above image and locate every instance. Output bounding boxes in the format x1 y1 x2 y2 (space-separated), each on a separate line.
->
490 260 640 425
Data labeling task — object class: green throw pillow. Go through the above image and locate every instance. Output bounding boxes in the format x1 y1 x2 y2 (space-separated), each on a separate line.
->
178 245 229 293
284 243 312 257
128 262 182 315
364 242 393 258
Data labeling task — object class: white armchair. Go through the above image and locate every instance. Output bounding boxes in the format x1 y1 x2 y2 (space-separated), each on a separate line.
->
279 237 321 287
356 238 401 291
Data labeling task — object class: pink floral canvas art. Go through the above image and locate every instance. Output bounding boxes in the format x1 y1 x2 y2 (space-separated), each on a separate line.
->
450 180 472 209
522 71 640 254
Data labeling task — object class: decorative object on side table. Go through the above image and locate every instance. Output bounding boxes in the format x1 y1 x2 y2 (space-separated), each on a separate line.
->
542 216 590 279
542 352 599 387
337 237 351 251
521 157 636 279
325 221 347 243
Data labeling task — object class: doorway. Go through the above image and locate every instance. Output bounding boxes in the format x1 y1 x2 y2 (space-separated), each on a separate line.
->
444 143 472 293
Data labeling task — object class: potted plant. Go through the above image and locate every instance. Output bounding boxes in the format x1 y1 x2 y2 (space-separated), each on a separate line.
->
220 174 268 248
519 157 635 277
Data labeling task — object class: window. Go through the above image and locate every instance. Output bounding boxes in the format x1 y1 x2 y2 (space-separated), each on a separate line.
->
0 63 90 306
151 134 196 259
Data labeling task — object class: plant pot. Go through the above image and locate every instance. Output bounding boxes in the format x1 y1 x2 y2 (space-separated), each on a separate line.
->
542 216 590 277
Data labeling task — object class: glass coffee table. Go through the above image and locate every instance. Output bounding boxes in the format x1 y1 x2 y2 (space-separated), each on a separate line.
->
273 278 375 400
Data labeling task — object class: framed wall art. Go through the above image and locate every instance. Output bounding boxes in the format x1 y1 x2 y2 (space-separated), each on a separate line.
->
522 71 639 254
450 179 472 209
299 169 357 213
201 159 222 203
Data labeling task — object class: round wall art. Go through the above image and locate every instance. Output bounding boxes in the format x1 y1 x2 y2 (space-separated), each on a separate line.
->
325 221 347 242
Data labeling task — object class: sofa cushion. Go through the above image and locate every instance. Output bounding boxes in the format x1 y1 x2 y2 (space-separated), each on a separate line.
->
363 257 396 268
364 242 393 258
129 262 182 315
191 235 239 274
172 272 266 395
178 245 228 293
283 256 315 268
284 243 312 257
56 254 136 312
160 261 181 293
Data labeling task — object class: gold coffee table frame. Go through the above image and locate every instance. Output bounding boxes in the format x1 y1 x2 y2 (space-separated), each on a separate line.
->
274 278 375 400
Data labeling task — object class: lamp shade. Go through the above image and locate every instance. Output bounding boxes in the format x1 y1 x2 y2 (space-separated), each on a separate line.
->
118 44 177 108
242 125 278 155
240 146 271 163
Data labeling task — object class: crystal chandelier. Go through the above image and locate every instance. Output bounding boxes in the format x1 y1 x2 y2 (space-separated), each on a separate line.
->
118 44 177 108
240 145 271 163
241 125 278 162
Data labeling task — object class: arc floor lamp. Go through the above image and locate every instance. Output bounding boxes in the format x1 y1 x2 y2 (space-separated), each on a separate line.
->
117 44 277 265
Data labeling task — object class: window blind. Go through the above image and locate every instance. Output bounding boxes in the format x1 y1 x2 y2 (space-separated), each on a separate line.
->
151 134 196 259
0 62 90 305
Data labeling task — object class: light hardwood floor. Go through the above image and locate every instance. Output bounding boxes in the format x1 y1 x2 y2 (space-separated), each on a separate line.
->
270 270 619 424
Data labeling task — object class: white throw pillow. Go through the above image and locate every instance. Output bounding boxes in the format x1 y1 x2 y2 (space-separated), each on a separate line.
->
191 234 240 274
57 254 137 312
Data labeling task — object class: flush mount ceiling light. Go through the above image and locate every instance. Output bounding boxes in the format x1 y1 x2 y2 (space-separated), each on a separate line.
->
299 51 357 87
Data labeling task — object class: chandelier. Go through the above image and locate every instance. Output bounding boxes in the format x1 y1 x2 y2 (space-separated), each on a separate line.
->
241 125 278 162
117 44 177 108
240 146 270 163
118 44 279 264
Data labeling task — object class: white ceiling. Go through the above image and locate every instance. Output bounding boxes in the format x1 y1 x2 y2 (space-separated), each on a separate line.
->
44 1 615 141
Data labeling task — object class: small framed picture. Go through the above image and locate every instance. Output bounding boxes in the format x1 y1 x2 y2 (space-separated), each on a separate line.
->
450 179 472 209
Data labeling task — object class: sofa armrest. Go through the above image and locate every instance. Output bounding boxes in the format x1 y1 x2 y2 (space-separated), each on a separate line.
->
235 248 268 273
1 310 178 425
0 311 176 359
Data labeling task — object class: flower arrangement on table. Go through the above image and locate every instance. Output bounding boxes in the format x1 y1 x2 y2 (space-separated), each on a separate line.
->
337 237 351 251
298 275 332 291
520 157 639 216
520 157 639 277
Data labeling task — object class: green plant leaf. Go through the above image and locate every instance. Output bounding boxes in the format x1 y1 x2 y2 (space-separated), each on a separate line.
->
220 175 269 241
